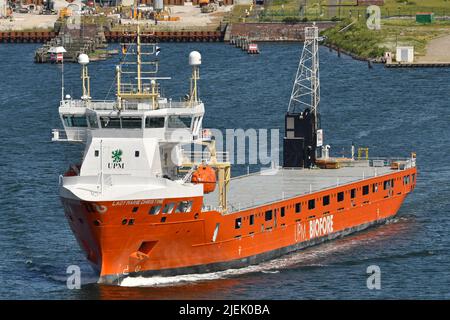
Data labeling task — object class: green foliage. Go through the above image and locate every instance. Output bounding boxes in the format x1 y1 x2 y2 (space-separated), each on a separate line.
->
322 19 388 59
282 16 302 23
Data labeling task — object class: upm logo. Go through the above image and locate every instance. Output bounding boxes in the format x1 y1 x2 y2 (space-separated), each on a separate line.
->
309 215 334 239
108 149 124 169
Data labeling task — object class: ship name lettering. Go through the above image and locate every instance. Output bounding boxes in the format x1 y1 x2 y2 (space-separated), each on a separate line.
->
309 215 334 239
223 304 270 316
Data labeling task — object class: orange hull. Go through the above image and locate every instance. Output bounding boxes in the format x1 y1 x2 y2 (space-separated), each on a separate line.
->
61 167 416 284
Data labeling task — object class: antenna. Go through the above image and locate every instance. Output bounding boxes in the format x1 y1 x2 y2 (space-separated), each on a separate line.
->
114 1 159 107
288 24 321 129
283 24 323 169
135 0 142 93
78 53 91 100
189 51 201 105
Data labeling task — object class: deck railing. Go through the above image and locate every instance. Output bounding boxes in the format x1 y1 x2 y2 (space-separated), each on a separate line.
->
52 128 87 142
182 150 230 164
207 156 416 213
59 99 199 111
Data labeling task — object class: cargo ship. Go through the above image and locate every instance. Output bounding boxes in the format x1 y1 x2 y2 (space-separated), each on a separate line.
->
52 24 417 285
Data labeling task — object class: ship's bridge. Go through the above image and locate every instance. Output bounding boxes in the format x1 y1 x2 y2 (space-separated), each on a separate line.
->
52 33 229 208
53 98 205 143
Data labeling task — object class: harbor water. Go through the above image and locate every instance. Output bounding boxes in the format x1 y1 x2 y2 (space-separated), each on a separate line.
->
0 43 449 299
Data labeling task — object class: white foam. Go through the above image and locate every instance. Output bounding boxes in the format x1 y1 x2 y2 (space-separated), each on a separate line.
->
120 265 262 287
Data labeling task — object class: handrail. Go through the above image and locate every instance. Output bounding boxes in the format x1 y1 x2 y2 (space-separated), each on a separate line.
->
59 99 199 111
215 157 415 213
182 150 230 163
52 128 86 142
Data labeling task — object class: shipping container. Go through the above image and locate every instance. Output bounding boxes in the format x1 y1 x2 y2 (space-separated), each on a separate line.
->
416 12 434 24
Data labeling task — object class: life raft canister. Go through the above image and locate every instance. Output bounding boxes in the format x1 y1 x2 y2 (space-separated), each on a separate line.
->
191 165 217 193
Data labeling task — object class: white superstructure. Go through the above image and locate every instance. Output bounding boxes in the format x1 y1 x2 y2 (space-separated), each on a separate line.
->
52 26 224 207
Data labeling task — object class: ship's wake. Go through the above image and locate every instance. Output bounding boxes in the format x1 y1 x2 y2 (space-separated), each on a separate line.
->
119 229 385 287
119 242 343 287
120 215 416 287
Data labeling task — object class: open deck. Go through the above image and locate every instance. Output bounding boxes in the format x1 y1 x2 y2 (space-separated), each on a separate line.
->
203 159 414 213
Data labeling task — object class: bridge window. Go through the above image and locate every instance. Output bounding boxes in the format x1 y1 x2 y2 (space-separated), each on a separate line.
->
100 117 121 128
121 117 142 129
308 199 315 210
323 195 330 206
145 117 165 128
295 203 301 213
63 115 88 127
87 114 98 128
148 205 161 215
175 201 193 213
168 115 192 129
235 218 242 229
162 203 175 214
249 214 254 225
383 180 391 190
337 191 344 202
265 210 273 221
350 188 356 199
281 207 285 217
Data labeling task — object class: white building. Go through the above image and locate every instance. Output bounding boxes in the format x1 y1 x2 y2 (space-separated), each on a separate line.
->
0 0 7 18
396 46 414 63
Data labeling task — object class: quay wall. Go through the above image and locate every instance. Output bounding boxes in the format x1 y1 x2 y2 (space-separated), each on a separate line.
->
0 30 223 43
0 23 339 43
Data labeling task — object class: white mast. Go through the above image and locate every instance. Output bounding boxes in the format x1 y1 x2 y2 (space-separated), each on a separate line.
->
287 23 321 130
189 51 202 106
78 53 91 100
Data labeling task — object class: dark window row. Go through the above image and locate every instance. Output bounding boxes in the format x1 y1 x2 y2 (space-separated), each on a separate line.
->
293 179 395 213
65 113 197 130
235 206 288 230
148 200 193 215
